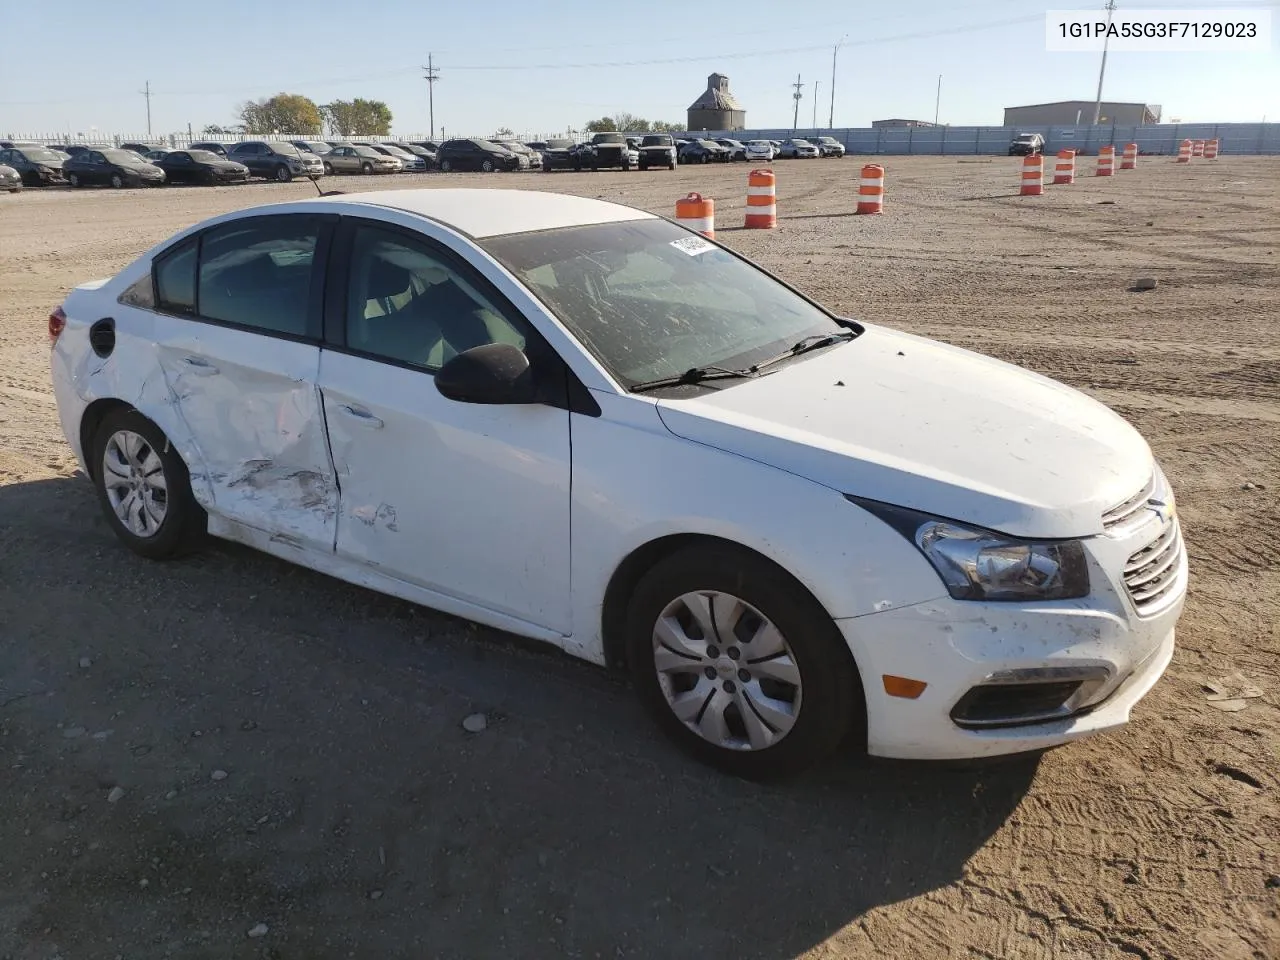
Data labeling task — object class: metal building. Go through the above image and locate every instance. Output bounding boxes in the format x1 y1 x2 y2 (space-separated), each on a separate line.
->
871 119 938 128
1003 101 1162 126
687 74 746 132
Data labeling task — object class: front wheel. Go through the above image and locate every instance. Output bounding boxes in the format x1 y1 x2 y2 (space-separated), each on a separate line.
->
361 161 372 174
90 408 206 560
481 159 494 173
440 159 452 173
275 164 293 182
323 162 334 174
68 172 82 188
110 173 124 189
626 544 860 780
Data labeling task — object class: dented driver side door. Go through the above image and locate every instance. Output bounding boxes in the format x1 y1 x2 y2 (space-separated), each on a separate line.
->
146 213 340 552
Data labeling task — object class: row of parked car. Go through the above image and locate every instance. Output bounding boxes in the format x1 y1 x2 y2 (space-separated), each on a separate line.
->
0 131 848 192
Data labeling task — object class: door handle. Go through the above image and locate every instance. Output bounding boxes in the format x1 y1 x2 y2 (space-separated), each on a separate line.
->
338 404 384 429
182 356 219 376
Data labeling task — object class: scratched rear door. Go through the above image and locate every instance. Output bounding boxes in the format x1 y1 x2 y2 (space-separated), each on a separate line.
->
150 213 339 552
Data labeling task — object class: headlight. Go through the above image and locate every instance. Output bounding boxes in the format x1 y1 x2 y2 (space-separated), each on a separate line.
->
848 497 1090 601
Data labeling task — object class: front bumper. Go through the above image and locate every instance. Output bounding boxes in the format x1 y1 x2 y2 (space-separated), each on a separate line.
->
839 520 1187 760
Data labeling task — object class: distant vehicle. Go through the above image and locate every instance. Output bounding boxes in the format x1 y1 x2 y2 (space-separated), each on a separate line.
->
0 140 41 149
0 146 68 186
119 142 163 157
387 143 438 169
408 140 442 154
745 139 776 162
678 139 730 164
143 149 173 162
576 133 639 171
369 143 427 172
777 138 820 159
290 140 333 159
228 141 324 181
188 142 231 158
153 149 251 186
50 144 104 158
1009 133 1045 156
531 139 578 171
496 140 542 170
637 134 677 171
63 148 165 188
436 138 525 173
814 136 846 158
0 164 21 193
322 144 401 175
714 138 749 161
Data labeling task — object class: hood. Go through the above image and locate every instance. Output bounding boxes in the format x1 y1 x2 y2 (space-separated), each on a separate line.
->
209 160 247 172
654 324 1152 539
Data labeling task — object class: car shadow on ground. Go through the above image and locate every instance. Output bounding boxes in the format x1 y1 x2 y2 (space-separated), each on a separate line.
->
0 476 1038 959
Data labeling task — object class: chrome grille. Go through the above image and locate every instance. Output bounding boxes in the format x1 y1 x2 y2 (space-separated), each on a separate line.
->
1124 520 1184 614
1103 474 1156 534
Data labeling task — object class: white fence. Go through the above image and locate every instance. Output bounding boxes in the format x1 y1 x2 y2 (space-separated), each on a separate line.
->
7 122 1278 155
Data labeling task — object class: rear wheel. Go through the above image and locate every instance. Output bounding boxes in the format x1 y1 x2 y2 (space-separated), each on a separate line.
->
626 544 861 780
90 408 206 560
68 172 82 188
323 161 334 174
440 159 452 173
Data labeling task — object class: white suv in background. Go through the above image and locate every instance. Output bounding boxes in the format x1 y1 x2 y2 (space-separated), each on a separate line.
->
745 140 776 161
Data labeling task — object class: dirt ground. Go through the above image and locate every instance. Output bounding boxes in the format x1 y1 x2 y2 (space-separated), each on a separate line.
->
1 156 1277 960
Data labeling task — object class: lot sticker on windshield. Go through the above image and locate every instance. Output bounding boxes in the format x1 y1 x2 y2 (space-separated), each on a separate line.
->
670 236 716 257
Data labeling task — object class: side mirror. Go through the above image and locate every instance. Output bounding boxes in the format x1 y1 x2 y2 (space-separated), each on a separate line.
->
435 342 538 405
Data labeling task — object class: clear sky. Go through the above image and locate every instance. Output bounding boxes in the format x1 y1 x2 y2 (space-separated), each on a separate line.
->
2 0 1276 138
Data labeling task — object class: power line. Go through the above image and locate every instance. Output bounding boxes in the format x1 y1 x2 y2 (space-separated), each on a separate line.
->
791 74 804 132
1093 0 1118 125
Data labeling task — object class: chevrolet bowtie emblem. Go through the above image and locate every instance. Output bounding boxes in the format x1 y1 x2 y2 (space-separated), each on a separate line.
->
1148 498 1176 524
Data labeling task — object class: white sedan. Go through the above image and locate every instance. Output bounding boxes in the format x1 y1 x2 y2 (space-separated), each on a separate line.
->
745 140 776 162
49 189 1186 779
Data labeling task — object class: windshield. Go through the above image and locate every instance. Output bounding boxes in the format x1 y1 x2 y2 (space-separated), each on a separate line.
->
188 150 221 162
103 149 147 165
545 139 573 149
482 220 846 387
791 139 812 146
266 142 300 156
642 136 672 146
1015 135 1038 142
352 146 382 157
23 149 65 162
593 134 626 144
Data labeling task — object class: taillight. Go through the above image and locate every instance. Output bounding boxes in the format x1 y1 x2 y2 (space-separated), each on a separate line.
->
48 305 67 344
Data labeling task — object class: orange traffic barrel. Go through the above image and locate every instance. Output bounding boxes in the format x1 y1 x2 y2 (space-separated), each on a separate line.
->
1192 139 1205 157
1176 139 1193 163
675 193 715 238
1204 138 1220 159
1121 143 1138 170
744 169 777 229
1052 149 1076 184
1096 145 1115 177
856 164 884 214
1020 153 1043 196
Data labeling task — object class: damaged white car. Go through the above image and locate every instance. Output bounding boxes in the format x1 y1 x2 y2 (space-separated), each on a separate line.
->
49 188 1187 779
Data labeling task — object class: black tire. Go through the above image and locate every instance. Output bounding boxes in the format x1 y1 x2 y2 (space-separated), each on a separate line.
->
90 408 206 560
361 161 372 174
440 159 452 173
68 173 82 188
639 162 648 171
481 159 494 173
110 173 124 189
625 544 861 780
275 164 293 182
323 162 334 175
668 160 676 170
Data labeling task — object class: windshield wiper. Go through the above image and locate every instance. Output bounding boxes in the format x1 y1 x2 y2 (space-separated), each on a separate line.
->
747 330 858 373
629 365 754 394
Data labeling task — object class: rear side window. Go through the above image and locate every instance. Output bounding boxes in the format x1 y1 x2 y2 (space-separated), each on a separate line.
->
154 241 196 315
197 217 323 337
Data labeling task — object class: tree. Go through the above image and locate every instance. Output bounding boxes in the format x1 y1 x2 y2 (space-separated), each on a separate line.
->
493 126 515 139
321 99 393 137
239 93 322 135
650 121 683 133
612 112 649 133
202 124 231 136
584 116 616 133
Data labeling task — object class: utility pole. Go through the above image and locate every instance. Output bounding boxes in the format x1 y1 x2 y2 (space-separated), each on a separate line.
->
828 35 846 128
934 75 942 126
1092 0 1117 125
791 74 803 131
422 54 440 140
813 81 820 130
140 81 152 137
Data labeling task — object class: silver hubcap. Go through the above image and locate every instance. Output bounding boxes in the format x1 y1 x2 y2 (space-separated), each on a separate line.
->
102 430 168 538
652 591 801 751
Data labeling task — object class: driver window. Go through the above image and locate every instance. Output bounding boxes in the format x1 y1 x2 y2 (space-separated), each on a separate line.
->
345 225 526 370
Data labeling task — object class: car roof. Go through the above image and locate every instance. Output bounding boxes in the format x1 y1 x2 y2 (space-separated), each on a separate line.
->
313 188 656 238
